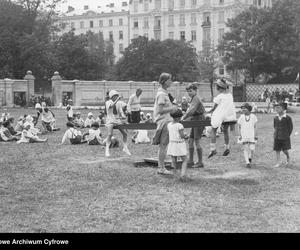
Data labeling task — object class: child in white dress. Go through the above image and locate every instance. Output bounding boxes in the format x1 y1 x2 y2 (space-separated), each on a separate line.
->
17 124 48 144
237 103 258 168
207 79 236 158
84 112 95 128
167 109 188 180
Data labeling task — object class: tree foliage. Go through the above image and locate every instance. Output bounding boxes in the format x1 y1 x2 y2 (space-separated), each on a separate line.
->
114 37 200 82
219 0 300 83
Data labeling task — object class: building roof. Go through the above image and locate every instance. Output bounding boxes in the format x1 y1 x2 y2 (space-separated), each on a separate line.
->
61 1 129 17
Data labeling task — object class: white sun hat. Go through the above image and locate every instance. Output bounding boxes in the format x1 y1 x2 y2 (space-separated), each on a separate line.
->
109 90 119 99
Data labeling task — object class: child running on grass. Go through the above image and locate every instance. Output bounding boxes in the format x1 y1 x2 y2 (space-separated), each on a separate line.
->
237 103 258 168
207 78 236 158
273 103 293 167
167 109 188 180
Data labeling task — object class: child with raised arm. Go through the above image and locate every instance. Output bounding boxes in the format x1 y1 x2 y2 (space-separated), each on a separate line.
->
273 103 293 167
237 103 258 168
207 79 236 158
167 109 188 180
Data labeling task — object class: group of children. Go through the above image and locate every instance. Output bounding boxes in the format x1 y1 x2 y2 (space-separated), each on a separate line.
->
0 80 294 180
164 78 293 180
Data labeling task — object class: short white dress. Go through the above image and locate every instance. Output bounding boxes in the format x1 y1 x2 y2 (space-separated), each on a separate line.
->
211 93 236 128
167 122 187 157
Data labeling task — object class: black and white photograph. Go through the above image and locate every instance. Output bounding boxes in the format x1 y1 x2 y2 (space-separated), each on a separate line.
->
0 0 300 239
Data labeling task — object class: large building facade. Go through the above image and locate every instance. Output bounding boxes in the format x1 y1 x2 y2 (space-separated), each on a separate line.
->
57 0 273 78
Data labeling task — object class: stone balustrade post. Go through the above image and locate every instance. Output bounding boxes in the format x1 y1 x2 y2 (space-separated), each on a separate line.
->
51 71 62 107
24 70 35 106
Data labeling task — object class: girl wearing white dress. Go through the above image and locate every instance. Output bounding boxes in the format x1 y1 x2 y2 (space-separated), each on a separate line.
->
167 109 188 180
237 103 258 168
207 79 236 158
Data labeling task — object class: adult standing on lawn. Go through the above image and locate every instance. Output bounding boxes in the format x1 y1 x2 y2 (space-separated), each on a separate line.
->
181 83 206 168
127 88 143 124
152 73 178 175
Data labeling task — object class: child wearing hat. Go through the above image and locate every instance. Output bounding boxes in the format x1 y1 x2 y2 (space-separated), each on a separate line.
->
17 123 48 144
237 103 258 168
207 78 236 158
104 90 131 157
74 112 85 128
167 109 188 180
84 112 95 128
273 102 293 167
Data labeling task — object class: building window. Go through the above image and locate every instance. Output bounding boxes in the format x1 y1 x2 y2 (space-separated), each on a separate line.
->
258 0 261 6
154 16 161 29
99 20 103 27
71 22 75 29
180 31 185 41
119 31 123 40
90 21 93 28
219 0 224 4
203 12 210 23
168 15 174 26
109 31 114 42
80 21 84 29
180 0 185 8
134 1 138 12
191 13 197 25
143 17 149 28
155 0 161 10
119 44 124 52
203 29 211 42
191 30 196 41
219 65 225 75
133 18 139 28
191 0 197 7
169 0 174 10
169 32 174 39
119 18 123 26
218 11 224 23
218 28 224 41
179 14 185 26
144 0 149 11
109 19 113 26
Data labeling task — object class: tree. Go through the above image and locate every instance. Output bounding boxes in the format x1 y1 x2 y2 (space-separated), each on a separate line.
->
219 1 300 83
115 37 200 81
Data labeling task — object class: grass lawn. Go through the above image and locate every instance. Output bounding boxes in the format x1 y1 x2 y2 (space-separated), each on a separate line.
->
1 107 300 233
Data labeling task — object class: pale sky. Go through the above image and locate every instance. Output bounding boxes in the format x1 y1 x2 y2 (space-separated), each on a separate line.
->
56 0 122 13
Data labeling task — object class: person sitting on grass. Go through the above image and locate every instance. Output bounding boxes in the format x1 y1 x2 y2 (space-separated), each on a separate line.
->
84 122 104 145
237 103 258 168
95 112 106 126
73 112 85 128
35 106 58 133
104 90 131 157
60 122 86 145
0 121 19 142
5 117 20 136
0 109 10 122
273 102 293 168
167 109 188 181
84 112 95 128
207 78 237 158
15 116 26 133
17 124 48 144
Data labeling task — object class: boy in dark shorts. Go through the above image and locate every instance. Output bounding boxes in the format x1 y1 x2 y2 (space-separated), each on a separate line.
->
273 103 293 167
181 83 205 168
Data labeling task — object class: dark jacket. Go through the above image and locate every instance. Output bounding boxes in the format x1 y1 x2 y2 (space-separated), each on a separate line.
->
273 115 293 140
183 95 205 121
